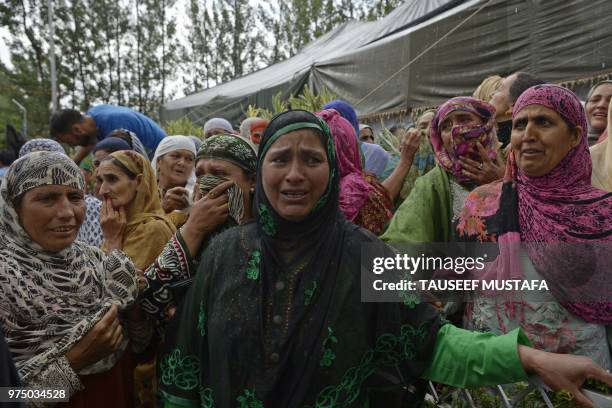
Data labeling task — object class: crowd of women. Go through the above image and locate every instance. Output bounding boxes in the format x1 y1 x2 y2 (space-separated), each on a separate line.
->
0 75 611 407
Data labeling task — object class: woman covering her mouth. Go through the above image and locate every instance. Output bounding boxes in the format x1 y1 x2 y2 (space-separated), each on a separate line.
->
158 109 612 408
97 150 175 270
151 135 198 227
382 97 501 244
141 133 257 323
97 150 176 405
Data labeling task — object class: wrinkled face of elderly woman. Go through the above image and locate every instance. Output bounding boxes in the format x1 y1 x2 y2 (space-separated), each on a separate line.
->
262 129 330 221
15 185 86 252
417 111 435 132
511 105 582 177
97 159 142 208
157 149 195 190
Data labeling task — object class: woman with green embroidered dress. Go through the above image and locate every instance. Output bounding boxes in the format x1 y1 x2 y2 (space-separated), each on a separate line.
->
158 110 612 408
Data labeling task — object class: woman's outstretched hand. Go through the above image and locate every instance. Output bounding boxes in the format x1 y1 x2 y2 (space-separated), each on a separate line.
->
518 345 612 407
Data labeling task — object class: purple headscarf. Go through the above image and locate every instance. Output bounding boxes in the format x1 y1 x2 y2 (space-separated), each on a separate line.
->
430 97 498 183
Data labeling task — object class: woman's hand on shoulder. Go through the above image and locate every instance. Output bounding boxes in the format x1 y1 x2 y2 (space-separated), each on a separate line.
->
100 197 126 251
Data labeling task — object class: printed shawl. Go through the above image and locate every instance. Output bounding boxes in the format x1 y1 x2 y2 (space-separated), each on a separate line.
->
0 152 138 382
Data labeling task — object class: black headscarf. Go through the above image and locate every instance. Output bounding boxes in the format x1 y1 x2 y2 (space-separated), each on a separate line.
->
254 110 348 406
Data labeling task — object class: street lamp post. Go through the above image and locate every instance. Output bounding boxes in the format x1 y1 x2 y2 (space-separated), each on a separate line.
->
11 99 27 137
47 0 58 112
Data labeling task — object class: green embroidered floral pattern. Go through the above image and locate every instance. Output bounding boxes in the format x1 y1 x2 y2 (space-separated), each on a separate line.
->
399 291 420 308
258 203 277 236
309 322 431 407
236 389 263 408
319 326 338 368
197 301 206 336
304 281 317 306
245 250 262 280
200 386 214 408
160 349 200 391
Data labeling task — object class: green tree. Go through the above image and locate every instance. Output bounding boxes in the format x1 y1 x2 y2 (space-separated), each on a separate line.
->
130 0 179 119
365 0 403 21
182 0 214 93
0 0 51 137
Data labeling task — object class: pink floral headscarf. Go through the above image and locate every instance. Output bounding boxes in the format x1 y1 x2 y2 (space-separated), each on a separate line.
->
316 109 374 221
457 84 612 324
430 97 498 184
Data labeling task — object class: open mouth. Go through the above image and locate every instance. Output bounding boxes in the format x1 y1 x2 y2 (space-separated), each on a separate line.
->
50 226 76 233
281 190 308 202
522 149 542 158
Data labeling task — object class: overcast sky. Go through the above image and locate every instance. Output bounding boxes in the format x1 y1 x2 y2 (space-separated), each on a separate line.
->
0 0 268 100
0 27 11 68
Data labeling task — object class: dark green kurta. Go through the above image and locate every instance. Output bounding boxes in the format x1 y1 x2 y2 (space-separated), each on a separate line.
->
159 221 528 408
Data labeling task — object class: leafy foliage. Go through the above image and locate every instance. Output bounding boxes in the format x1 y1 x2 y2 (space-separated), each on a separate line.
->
163 118 205 138
241 85 338 119
425 383 584 408
0 0 401 135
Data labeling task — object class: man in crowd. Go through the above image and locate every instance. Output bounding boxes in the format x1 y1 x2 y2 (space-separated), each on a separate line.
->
489 72 545 148
359 124 375 143
0 149 16 184
50 104 166 164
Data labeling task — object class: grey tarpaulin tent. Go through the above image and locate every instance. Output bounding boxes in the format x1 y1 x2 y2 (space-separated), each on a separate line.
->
161 0 612 125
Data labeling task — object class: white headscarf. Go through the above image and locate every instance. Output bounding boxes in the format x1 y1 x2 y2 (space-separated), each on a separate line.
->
203 118 233 134
152 135 198 197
